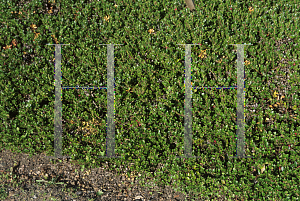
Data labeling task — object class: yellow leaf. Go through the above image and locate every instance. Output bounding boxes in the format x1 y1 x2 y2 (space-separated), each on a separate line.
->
273 91 278 98
148 29 155 34
245 60 251 65
30 24 37 29
104 15 110 22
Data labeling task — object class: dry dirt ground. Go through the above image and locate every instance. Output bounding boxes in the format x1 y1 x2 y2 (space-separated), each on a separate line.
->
0 147 196 201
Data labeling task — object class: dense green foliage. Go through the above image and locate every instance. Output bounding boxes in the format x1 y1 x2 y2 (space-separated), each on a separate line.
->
1 0 299 199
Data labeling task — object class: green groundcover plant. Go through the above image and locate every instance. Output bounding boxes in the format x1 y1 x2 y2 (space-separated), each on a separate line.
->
1 0 300 199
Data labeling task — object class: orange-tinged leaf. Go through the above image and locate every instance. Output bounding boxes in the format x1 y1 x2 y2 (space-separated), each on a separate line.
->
3 45 12 50
30 24 37 29
48 7 53 14
12 39 17 47
34 32 40 41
